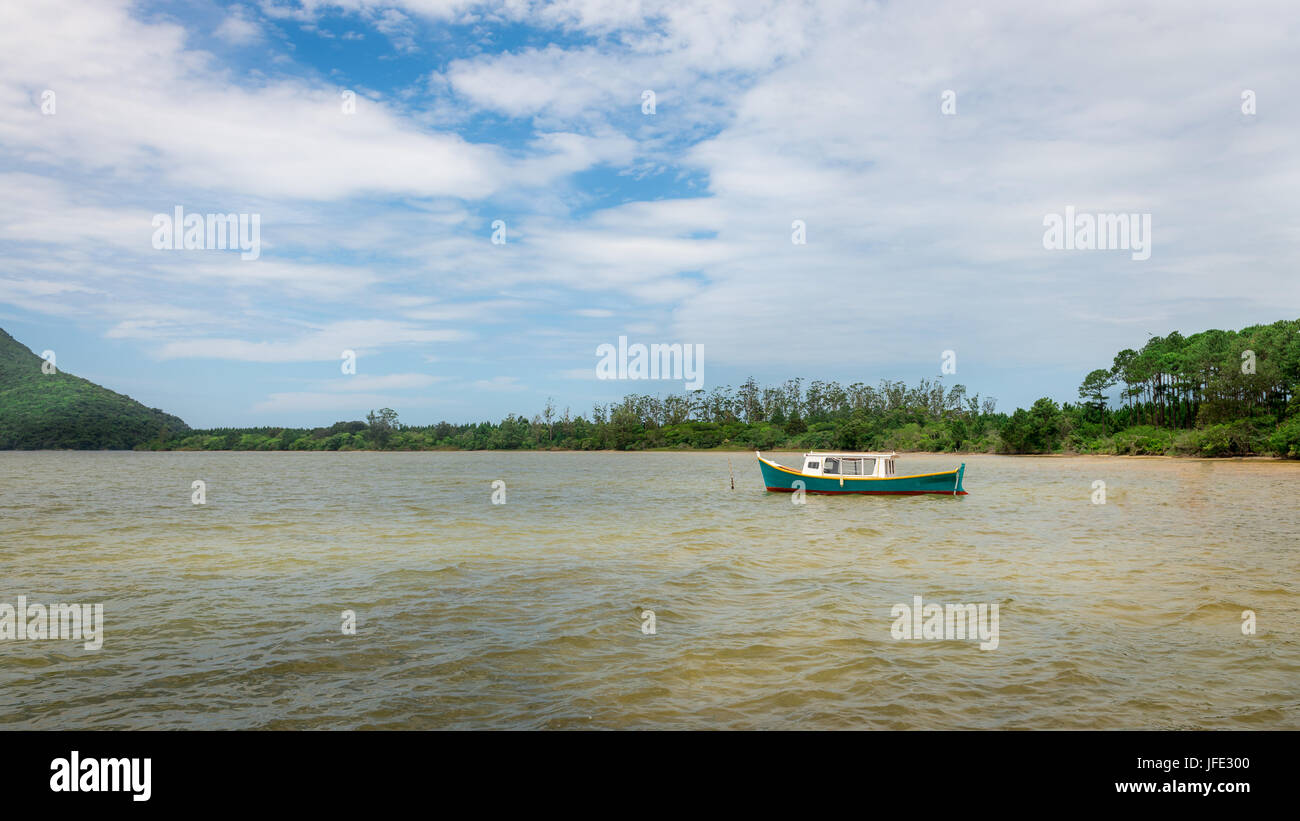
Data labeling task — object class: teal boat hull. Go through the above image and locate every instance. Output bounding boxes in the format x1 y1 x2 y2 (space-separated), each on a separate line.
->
758 455 967 495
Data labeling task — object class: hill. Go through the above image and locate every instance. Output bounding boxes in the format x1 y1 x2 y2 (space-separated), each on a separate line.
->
0 328 190 449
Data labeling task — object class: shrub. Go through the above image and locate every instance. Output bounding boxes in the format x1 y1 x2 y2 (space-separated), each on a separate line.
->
1268 416 1300 458
1196 420 1262 456
1110 426 1175 455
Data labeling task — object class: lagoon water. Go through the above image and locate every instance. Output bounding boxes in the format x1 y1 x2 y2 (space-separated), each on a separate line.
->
1 451 1296 729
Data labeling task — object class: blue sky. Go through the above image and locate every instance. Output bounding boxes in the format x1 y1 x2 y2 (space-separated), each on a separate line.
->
2 0 1298 428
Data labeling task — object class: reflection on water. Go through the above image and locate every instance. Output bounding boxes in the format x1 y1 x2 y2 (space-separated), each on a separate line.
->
0 451 1296 729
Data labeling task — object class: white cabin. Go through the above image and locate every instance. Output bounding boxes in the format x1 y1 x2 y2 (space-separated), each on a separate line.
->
799 451 897 478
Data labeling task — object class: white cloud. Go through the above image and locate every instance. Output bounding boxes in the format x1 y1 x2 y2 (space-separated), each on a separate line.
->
0 2 607 202
252 391 448 413
155 320 468 362
371 7 416 52
4 0 1300 422
325 372 445 391
215 6 265 45
472 375 526 391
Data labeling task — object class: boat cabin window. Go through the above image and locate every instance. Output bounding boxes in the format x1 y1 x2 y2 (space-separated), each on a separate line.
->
804 454 894 476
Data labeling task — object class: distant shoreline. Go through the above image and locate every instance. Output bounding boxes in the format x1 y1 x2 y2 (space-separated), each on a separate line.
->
3 447 1292 461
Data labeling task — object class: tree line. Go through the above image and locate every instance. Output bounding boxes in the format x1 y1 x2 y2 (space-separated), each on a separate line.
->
1078 319 1300 429
118 319 1300 458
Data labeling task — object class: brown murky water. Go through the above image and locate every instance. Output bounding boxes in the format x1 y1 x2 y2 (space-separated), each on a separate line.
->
0 451 1296 729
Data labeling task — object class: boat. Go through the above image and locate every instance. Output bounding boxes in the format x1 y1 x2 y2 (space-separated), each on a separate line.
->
756 450 967 495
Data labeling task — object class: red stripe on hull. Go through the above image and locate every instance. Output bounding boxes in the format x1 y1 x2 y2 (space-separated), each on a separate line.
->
765 486 968 495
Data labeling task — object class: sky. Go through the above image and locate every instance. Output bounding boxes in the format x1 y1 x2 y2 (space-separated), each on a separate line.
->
1 0 1298 428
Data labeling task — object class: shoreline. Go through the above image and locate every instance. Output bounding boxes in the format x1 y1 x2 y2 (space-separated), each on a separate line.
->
3 447 1293 461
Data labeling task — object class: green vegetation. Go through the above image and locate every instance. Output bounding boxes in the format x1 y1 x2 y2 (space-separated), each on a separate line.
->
1067 318 1300 456
0 328 189 449
6 320 1300 457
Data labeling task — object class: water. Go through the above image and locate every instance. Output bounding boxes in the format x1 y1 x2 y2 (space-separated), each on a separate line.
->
1 451 1296 729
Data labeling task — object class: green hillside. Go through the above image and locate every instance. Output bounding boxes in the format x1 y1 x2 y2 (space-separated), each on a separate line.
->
0 328 189 449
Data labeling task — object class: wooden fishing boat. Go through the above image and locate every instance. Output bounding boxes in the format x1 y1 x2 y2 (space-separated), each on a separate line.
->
756 451 967 495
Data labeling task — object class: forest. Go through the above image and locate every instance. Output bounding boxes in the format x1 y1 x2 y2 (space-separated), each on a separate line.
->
136 319 1300 458
0 328 190 450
